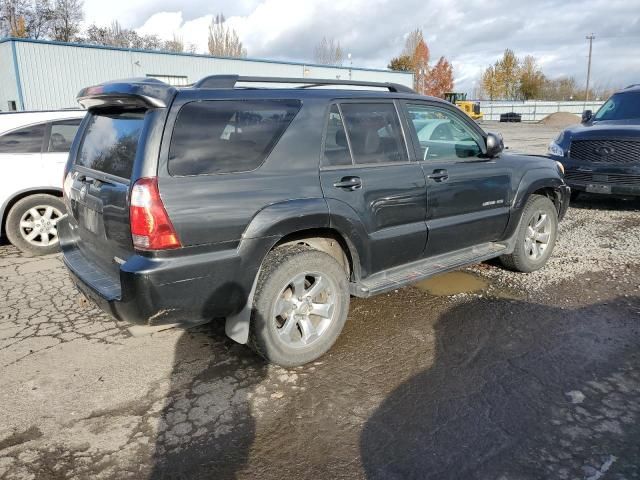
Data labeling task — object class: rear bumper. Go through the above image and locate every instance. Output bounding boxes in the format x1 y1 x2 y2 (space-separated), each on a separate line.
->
59 218 257 326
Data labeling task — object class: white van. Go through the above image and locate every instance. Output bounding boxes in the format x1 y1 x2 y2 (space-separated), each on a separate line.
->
0 110 86 255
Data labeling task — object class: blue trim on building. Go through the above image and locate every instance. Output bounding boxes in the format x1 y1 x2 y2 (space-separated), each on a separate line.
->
0 37 410 76
9 40 25 110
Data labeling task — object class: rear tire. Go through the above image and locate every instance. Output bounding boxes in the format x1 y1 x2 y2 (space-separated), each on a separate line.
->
248 245 350 367
5 194 65 256
500 195 558 273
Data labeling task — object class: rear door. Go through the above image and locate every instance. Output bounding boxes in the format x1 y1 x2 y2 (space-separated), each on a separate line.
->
0 122 47 197
319 101 427 274
402 102 511 256
67 110 146 277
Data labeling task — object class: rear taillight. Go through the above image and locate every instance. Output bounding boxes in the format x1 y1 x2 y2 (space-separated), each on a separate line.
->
130 177 181 250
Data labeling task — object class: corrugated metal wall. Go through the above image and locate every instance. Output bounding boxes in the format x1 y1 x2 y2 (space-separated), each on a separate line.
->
4 39 413 111
479 101 605 122
0 42 19 112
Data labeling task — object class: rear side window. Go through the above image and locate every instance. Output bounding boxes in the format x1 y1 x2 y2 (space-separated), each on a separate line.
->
339 103 407 165
48 119 82 153
168 100 301 176
322 105 352 167
76 111 145 179
0 123 46 153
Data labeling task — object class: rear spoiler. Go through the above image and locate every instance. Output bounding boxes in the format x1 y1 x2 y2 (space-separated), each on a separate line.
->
77 78 177 109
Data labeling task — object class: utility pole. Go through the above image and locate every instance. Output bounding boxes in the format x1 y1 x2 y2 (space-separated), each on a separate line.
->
585 33 595 103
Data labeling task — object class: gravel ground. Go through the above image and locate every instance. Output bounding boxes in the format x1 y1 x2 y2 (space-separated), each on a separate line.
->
1 122 639 479
479 120 564 155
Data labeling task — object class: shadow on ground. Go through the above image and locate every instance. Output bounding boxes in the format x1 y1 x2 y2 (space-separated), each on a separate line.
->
148 320 267 480
360 295 640 480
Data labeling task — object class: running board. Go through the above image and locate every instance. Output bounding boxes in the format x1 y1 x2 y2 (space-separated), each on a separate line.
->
350 242 508 298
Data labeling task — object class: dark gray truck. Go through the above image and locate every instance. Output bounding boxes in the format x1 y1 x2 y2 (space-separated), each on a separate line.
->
59 76 570 366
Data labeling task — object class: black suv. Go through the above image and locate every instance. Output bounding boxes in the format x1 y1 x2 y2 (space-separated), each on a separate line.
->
59 76 569 366
549 84 640 198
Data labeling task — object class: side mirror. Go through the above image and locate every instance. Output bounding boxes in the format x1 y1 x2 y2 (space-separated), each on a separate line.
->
581 110 593 123
485 132 504 157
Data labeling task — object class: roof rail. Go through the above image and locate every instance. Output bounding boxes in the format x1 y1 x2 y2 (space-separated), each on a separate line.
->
193 75 415 94
624 83 640 90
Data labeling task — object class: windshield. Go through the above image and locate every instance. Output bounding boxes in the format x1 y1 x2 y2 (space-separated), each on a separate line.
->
594 92 640 121
76 111 145 179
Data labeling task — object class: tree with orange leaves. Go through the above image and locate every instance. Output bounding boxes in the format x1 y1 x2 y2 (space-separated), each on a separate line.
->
424 56 454 98
388 28 453 96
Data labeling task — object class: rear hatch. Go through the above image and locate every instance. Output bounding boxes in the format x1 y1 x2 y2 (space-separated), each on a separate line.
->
65 109 146 280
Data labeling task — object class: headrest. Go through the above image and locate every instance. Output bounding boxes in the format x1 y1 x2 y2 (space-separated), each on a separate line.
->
335 128 347 147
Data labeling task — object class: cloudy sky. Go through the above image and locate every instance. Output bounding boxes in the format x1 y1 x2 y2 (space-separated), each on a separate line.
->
83 0 640 94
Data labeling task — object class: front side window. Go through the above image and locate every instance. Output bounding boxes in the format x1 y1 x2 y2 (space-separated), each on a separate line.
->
322 105 352 167
47 119 82 153
406 104 482 161
169 100 301 176
0 123 46 154
594 92 640 121
76 111 145 179
339 103 407 165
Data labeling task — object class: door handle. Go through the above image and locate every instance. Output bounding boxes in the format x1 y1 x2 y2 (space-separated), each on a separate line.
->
333 176 362 191
428 169 449 182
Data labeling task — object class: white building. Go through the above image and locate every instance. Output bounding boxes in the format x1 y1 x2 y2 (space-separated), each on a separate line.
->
0 38 413 112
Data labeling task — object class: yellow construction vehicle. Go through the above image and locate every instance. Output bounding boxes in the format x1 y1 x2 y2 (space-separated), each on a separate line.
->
444 92 483 121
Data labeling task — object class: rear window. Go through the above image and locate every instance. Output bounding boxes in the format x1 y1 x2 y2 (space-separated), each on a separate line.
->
168 100 301 176
0 123 46 153
76 111 145 179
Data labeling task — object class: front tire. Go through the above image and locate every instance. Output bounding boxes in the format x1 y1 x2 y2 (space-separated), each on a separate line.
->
5 194 65 256
500 194 558 273
248 245 350 367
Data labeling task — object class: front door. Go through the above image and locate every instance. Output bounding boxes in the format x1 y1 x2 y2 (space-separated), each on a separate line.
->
403 102 511 257
319 101 427 275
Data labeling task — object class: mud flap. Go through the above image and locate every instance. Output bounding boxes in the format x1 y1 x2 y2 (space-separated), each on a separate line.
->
225 274 258 344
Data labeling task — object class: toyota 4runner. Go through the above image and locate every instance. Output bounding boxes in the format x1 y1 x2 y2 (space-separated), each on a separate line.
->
59 76 570 366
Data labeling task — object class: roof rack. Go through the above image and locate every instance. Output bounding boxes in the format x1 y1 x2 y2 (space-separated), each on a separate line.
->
624 83 640 90
192 75 415 94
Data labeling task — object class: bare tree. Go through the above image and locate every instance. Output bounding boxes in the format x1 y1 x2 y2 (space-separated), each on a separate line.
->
163 34 184 53
314 36 343 66
81 21 185 53
26 0 54 39
51 0 83 42
0 0 29 37
207 13 246 58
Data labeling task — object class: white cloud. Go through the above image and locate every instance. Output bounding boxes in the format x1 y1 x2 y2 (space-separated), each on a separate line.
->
83 0 640 95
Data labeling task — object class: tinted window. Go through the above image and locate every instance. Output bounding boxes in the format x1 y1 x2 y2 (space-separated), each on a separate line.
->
594 92 640 121
406 104 482 161
169 100 301 176
322 105 352 166
48 119 82 153
339 103 407 165
0 123 46 153
76 111 145 179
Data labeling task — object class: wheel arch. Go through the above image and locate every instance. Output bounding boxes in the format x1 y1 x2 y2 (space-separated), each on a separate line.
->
227 223 362 346
1 187 63 238
503 170 566 241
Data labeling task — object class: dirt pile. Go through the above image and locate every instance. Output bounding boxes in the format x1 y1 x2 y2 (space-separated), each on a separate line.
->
540 112 581 128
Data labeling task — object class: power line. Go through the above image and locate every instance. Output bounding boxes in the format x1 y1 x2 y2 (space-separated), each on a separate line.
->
585 33 595 103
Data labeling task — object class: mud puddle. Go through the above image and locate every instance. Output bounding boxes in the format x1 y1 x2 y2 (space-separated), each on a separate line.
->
414 271 523 299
